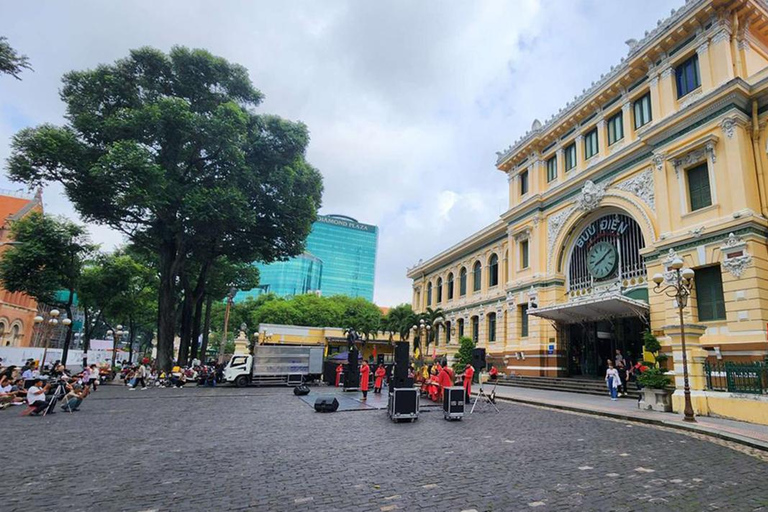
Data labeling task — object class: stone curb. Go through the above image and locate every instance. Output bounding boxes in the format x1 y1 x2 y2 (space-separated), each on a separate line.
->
492 394 768 453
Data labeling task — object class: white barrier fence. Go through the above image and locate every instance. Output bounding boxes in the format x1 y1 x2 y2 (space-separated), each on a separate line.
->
0 346 133 370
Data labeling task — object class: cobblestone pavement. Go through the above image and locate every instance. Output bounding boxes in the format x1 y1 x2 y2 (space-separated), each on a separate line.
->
3 385 768 512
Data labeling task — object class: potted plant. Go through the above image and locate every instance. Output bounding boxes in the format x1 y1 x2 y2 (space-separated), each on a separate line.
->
636 331 673 412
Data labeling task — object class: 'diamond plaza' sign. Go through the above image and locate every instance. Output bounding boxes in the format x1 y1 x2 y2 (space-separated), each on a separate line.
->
316 215 377 233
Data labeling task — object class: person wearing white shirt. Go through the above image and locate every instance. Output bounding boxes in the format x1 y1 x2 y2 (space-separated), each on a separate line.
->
605 360 620 401
23 379 52 415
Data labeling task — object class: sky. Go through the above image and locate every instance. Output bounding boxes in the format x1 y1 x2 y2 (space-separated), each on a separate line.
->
0 0 681 306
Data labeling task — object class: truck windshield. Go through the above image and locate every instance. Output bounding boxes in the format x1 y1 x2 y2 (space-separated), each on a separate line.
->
229 356 248 367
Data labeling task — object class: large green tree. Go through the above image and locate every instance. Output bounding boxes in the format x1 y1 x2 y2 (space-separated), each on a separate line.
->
0 36 31 79
79 250 156 366
0 212 94 363
7 47 323 370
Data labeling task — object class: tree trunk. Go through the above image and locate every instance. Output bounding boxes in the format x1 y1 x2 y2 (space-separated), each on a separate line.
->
157 240 181 371
190 292 204 362
61 290 75 366
178 275 193 366
200 294 213 362
128 318 136 364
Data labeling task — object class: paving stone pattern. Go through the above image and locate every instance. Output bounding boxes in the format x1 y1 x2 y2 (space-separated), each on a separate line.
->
2 386 768 511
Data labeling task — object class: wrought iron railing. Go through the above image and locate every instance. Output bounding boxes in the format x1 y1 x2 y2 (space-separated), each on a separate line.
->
704 360 768 395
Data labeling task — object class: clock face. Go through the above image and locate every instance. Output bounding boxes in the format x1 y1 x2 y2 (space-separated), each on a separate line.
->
587 241 617 279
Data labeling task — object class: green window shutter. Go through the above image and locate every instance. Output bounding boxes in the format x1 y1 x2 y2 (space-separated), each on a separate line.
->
608 112 623 145
547 156 557 182
488 314 496 342
521 305 529 337
695 265 726 321
473 263 481 291
521 240 529 269
687 163 712 211
520 170 529 195
460 269 467 296
565 144 576 171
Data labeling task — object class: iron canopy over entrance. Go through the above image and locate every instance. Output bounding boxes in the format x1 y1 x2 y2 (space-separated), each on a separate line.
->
530 293 649 324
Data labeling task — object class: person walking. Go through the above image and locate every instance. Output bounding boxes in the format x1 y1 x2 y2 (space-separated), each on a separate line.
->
373 364 386 394
89 365 99 391
359 360 370 400
463 364 475 403
605 360 619 401
130 364 148 390
335 363 343 387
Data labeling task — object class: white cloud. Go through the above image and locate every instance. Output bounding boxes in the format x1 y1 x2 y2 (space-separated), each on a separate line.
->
0 0 682 305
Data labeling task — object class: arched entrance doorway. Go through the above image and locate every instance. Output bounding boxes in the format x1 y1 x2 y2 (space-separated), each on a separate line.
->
533 210 649 378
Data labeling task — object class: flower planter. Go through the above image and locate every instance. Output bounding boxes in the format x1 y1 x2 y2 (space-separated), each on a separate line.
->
638 387 672 412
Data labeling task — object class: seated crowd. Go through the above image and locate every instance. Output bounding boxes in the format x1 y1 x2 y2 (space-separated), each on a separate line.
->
0 358 103 416
119 359 221 389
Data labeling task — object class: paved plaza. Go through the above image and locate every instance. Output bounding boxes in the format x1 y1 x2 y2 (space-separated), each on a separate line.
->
3 385 768 512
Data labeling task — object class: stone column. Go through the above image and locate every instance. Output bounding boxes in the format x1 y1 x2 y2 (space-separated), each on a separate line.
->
658 63 675 118
709 25 734 85
664 323 710 416
596 116 606 158
556 146 565 183
697 40 713 91
233 329 249 356
621 100 632 143
575 133 585 172
648 72 662 123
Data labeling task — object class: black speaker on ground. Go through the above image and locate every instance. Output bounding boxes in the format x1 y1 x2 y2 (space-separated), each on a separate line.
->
472 348 487 372
293 384 310 396
377 354 385 365
394 342 409 365
314 397 340 412
390 376 414 389
345 348 360 388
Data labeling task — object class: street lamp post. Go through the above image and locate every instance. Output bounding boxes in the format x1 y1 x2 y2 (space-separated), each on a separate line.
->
36 309 72 371
218 287 238 364
411 318 431 362
107 325 126 368
652 258 697 423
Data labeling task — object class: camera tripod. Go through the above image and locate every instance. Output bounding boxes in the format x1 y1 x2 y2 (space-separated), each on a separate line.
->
470 381 499 414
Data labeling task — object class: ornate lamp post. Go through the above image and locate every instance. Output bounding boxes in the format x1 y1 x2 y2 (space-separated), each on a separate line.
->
36 309 72 371
218 287 238 364
411 318 431 361
652 257 697 423
107 325 126 367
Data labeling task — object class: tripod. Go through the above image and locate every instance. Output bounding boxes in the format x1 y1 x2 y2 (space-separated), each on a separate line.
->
470 381 499 413
43 380 74 416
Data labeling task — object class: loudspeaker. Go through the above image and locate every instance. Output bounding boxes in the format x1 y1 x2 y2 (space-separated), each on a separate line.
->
394 342 409 365
377 354 385 365
472 348 486 371
390 376 414 389
314 397 339 412
293 385 310 396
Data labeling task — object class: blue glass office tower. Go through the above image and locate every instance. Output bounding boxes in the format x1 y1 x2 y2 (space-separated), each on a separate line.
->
234 214 378 302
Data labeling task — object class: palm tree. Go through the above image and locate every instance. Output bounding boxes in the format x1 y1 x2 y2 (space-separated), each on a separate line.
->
420 307 445 359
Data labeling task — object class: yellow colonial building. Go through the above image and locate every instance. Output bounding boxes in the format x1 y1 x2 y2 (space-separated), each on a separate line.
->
408 0 768 423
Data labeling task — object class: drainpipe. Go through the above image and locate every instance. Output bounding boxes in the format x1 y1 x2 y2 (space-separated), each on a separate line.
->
732 12 744 78
750 100 768 218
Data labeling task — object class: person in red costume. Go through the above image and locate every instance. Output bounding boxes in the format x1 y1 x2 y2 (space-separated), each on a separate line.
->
463 364 475 403
360 360 370 400
374 364 386 394
437 364 453 402
489 365 499 381
335 364 343 387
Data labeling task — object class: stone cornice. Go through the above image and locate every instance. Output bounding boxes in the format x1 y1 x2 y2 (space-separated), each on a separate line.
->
494 0 725 170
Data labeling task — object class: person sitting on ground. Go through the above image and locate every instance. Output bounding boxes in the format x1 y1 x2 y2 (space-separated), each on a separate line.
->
0 376 24 409
61 383 85 412
489 365 499 381
89 365 100 390
23 378 52 416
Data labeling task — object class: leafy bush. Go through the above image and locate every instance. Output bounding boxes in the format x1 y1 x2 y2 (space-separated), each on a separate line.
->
453 336 475 370
636 367 671 389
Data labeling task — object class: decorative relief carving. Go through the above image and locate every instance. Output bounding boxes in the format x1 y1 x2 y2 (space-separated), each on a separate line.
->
652 153 666 172
678 89 703 109
576 180 606 212
662 249 680 284
722 253 752 278
671 142 716 178
613 168 655 210
721 233 752 278
720 118 736 139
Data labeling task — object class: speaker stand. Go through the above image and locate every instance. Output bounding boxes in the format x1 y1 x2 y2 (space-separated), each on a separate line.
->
469 383 499 414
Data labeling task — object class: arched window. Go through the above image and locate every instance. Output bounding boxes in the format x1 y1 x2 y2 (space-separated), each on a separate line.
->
434 325 440 346
446 273 454 300
488 254 499 287
473 261 482 292
445 321 451 343
471 316 479 342
427 281 432 306
458 318 464 338
0 322 5 345
10 324 20 346
459 268 467 296
436 278 443 303
487 313 497 342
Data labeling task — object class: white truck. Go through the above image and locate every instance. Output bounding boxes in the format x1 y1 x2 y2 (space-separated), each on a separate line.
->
224 344 324 387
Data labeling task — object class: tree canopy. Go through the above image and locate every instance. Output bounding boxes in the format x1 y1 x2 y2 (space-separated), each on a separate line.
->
7 46 323 369
0 36 31 79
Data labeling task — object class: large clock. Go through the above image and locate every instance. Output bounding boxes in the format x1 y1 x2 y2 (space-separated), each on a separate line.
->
587 241 617 279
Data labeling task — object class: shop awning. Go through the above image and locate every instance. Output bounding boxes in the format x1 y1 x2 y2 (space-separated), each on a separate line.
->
529 294 649 324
